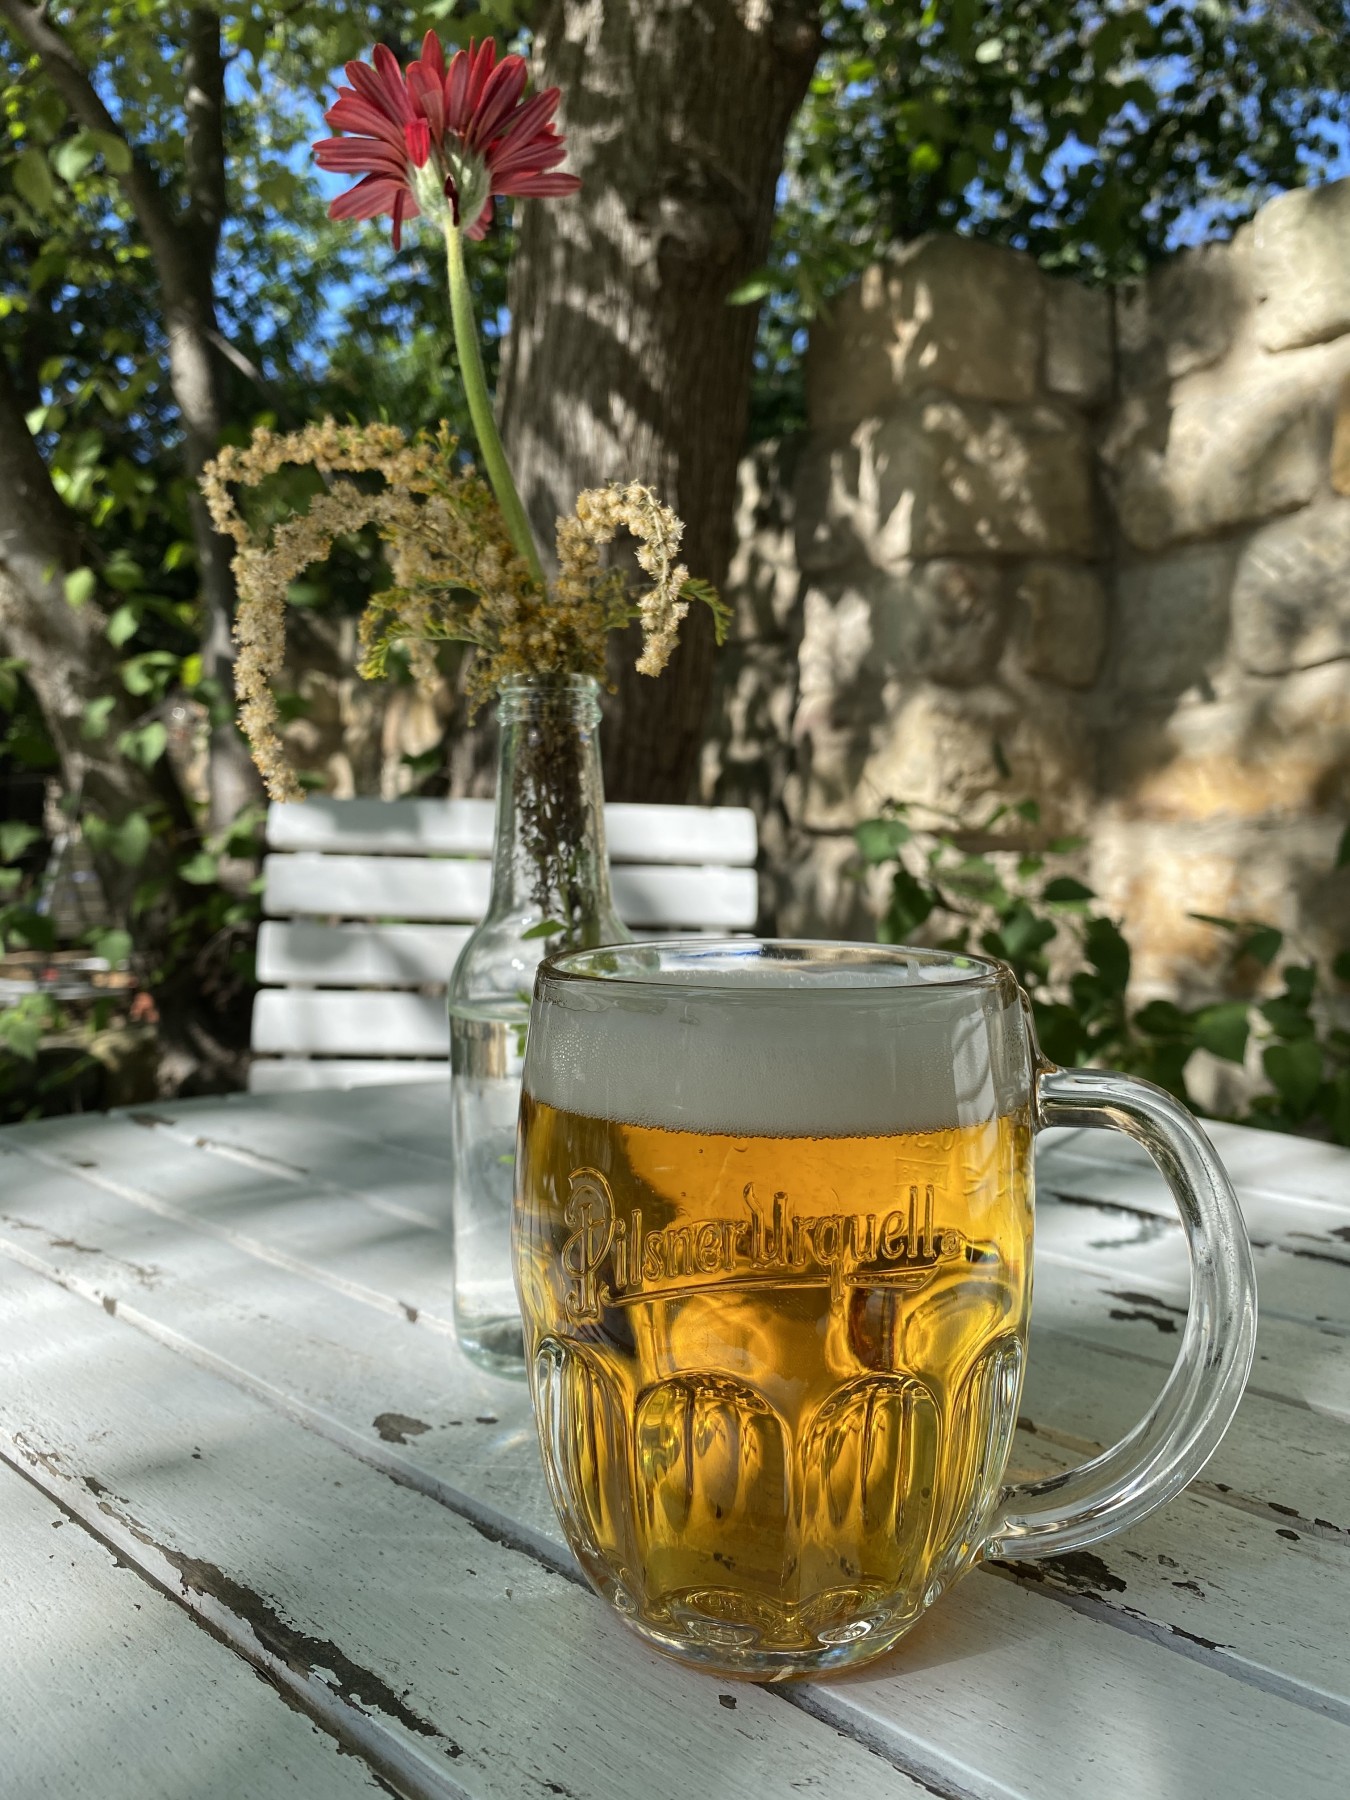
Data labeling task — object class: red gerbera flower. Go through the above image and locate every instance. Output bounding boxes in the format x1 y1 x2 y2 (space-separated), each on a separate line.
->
314 32 581 251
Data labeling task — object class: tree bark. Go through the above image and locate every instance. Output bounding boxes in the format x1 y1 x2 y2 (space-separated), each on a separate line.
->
0 0 260 833
498 0 821 801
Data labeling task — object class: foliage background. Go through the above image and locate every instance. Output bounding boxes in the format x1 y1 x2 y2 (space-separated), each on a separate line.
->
1 0 1347 1125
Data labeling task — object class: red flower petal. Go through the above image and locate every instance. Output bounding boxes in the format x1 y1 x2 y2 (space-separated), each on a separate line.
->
490 130 568 180
407 62 445 138
419 29 445 81
466 196 494 240
328 173 405 220
325 92 406 149
497 171 582 198
314 136 407 177
370 44 414 121
343 58 407 126
444 47 472 133
488 86 560 154
464 38 498 116
405 118 431 167
467 54 529 150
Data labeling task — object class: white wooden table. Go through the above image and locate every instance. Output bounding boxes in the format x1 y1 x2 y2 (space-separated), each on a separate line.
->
0 1085 1346 1800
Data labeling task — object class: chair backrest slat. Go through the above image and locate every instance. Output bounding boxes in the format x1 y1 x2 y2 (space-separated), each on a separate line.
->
250 796 759 1091
264 795 756 865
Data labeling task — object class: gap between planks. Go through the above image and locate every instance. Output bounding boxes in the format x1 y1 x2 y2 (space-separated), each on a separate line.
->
2 1214 1347 1736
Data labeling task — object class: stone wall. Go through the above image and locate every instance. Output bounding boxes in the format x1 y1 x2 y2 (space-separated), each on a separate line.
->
704 178 1350 995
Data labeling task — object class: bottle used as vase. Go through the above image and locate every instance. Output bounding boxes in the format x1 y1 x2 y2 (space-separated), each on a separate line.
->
448 673 630 1375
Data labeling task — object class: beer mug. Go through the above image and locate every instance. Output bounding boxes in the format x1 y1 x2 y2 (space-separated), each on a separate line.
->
512 941 1257 1681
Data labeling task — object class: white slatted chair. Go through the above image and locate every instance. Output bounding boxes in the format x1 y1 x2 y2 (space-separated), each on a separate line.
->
250 797 759 1092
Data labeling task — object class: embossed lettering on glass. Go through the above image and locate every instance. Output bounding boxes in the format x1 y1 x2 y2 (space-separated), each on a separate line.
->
513 942 1257 1681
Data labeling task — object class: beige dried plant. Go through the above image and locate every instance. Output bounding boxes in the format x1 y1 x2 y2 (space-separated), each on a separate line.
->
201 420 727 801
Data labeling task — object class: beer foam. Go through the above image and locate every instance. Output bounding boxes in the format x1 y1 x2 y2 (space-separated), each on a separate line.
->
524 955 1030 1137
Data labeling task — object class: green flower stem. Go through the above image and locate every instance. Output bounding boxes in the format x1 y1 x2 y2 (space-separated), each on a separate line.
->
443 220 544 587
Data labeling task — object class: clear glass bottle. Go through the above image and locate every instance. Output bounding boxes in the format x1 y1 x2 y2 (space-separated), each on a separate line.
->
448 673 630 1375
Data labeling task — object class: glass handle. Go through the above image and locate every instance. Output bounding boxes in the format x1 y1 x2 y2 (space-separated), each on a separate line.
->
987 1066 1258 1562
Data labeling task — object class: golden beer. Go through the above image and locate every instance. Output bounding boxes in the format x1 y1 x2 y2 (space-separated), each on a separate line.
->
515 939 1257 1682
515 1095 1032 1669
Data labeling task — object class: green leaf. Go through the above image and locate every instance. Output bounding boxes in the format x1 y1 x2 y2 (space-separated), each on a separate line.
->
81 695 116 741
726 271 775 306
86 811 151 870
1014 799 1041 824
12 147 55 211
1335 823 1350 869
88 130 132 175
1042 876 1095 904
1333 951 1350 985
1133 999 1190 1038
1189 911 1240 933
999 904 1057 962
1237 925 1283 967
177 851 219 886
880 866 935 942
51 134 98 186
1260 996 1314 1040
1085 917 1131 992
116 722 167 770
1192 1002 1250 1065
854 817 912 864
63 567 96 608
1263 1039 1322 1115
5 910 55 952
1282 965 1316 1007
106 603 140 647
521 919 567 941
88 927 132 967
0 1005 43 1061
0 823 41 864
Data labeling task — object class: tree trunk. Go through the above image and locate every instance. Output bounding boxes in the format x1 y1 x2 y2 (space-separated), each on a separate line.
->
498 0 820 801
179 6 262 837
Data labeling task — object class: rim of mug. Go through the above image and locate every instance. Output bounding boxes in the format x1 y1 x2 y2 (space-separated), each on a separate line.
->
537 937 1009 999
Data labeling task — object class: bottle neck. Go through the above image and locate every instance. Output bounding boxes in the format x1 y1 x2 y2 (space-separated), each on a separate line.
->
488 675 624 944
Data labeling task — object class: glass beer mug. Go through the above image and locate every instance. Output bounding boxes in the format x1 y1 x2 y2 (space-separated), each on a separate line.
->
512 941 1257 1681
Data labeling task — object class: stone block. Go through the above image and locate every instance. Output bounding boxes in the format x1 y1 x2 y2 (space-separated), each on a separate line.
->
1114 546 1234 698
1115 238 1250 386
726 445 804 641
1106 375 1322 551
1013 563 1108 688
793 425 872 574
1089 814 1346 994
1104 663 1350 824
1333 374 1350 498
869 561 1007 686
1252 176 1350 351
870 399 1097 560
1231 501 1350 675
797 579 879 706
853 680 1093 831
805 236 1044 428
1044 278 1114 405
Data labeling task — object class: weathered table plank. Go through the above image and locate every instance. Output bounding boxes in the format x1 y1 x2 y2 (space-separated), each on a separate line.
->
0 1452 388 1799
4 1090 1349 1797
0 1255 936 1800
